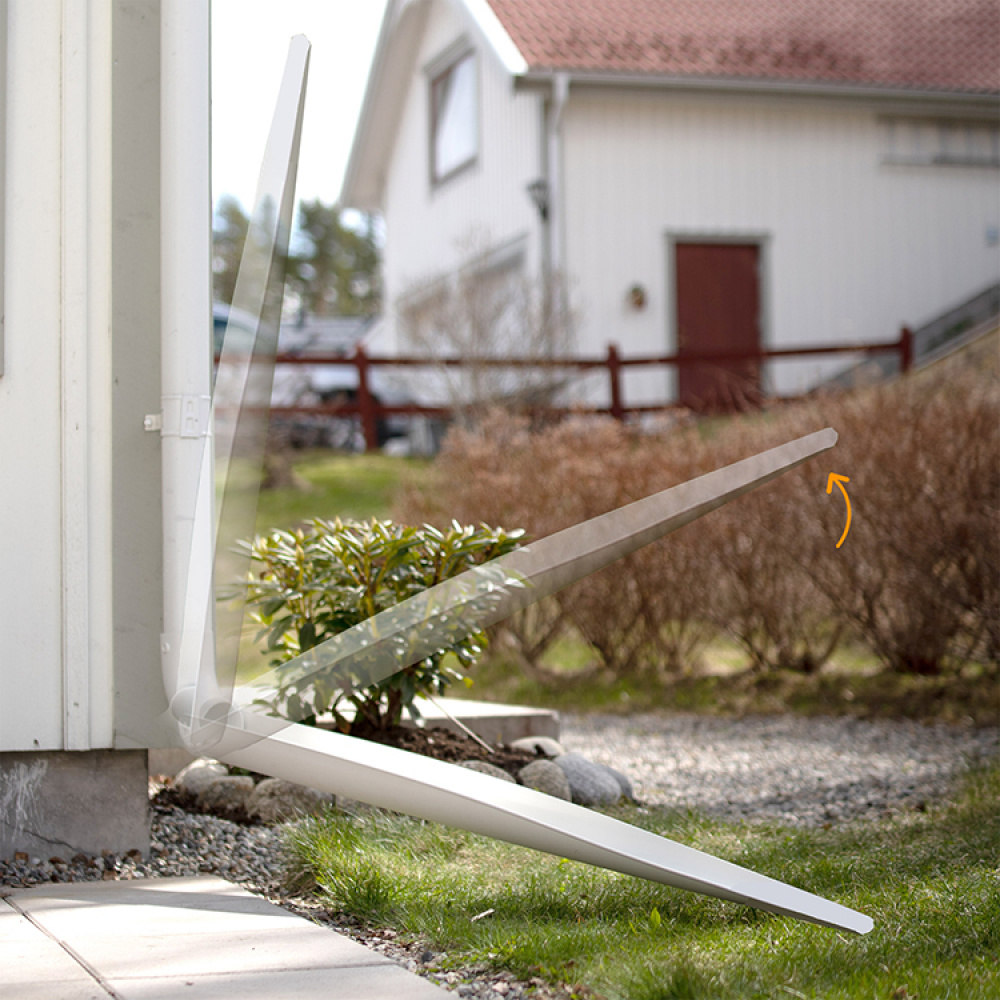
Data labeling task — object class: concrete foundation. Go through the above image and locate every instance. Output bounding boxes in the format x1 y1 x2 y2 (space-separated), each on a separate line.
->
148 746 197 778
0 750 150 862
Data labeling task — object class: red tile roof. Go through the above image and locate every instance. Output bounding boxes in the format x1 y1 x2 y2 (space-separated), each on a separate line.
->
486 0 999 94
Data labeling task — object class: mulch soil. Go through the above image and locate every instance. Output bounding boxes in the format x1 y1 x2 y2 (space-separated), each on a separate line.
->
358 724 542 776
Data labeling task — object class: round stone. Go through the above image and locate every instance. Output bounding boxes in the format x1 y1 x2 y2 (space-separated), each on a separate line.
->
509 736 565 758
246 778 335 824
196 776 254 813
595 762 636 802
174 758 228 796
458 760 516 783
554 752 622 806
517 759 571 800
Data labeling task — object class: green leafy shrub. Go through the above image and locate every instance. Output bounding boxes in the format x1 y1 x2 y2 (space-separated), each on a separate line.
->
241 518 523 733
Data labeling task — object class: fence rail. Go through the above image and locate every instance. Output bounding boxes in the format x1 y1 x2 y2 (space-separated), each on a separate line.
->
263 327 913 452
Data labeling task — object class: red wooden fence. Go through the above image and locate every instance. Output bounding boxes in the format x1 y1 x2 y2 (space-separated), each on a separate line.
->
264 327 913 453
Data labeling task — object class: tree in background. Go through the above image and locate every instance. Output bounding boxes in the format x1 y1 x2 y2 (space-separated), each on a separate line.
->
213 196 380 317
288 199 380 317
212 195 251 305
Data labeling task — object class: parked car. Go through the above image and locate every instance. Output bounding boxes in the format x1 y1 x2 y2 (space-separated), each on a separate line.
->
212 304 418 451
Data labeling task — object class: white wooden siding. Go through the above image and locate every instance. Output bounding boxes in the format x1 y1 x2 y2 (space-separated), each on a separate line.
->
561 88 1000 402
0 2 120 752
380 0 543 356
1 3 170 753
0 1 66 750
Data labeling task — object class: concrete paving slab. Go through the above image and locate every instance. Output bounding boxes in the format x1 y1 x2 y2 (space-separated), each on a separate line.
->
3 876 451 1000
53 925 391 979
14 878 308 936
318 695 560 746
5 979 111 1000
0 910 100 984
2 898 112 998
107 964 452 1000
402 696 560 744
0 900 44 940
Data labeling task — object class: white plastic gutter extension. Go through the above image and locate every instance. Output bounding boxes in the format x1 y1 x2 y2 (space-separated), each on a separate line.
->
156 22 872 935
160 0 216 732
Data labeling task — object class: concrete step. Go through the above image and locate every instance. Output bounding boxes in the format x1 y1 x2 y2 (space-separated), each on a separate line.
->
397 695 560 745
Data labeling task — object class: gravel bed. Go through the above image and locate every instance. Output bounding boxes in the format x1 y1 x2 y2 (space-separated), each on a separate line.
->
560 712 999 827
3 714 996 999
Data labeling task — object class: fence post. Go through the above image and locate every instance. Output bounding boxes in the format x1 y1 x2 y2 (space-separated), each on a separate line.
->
354 344 379 453
607 343 624 421
899 326 914 374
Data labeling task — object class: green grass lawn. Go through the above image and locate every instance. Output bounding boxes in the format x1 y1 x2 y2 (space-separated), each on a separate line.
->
249 448 998 997
284 764 1000 1000
455 642 999 727
253 450 430 532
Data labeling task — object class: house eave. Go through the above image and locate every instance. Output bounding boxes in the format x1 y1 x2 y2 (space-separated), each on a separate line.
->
341 0 529 212
340 1 422 212
514 69 1000 118
465 0 528 75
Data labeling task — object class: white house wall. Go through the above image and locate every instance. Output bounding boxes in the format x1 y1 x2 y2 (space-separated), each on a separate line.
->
560 87 1000 404
0 1 68 750
0 1 173 754
381 0 543 356
0 1 123 752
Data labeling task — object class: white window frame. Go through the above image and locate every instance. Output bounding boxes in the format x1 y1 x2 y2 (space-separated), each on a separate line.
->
881 116 1000 168
427 42 478 187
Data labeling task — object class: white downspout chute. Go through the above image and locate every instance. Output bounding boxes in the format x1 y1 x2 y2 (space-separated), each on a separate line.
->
159 20 873 936
160 0 215 741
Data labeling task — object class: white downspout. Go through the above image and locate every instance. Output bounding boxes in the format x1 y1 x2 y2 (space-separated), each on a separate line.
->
159 0 215 732
546 72 569 283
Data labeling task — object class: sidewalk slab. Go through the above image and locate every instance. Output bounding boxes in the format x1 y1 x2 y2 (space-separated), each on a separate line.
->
0 904 105 999
3 876 451 1000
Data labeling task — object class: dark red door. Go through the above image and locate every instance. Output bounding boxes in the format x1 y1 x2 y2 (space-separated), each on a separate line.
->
675 242 761 412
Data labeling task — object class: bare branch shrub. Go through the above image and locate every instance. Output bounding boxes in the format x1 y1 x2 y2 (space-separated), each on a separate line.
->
696 412 844 673
620 436 732 676
398 412 719 678
397 234 574 424
803 370 1000 675
400 363 998 681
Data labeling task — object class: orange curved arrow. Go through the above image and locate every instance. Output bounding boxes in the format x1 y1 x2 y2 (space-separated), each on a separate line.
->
826 473 852 548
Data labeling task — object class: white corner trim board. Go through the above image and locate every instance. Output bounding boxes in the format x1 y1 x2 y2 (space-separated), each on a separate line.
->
160 34 872 937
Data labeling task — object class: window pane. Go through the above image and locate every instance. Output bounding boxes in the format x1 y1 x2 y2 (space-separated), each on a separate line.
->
433 53 476 181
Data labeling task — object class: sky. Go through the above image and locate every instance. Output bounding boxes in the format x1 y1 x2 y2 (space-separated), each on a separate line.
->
211 0 389 214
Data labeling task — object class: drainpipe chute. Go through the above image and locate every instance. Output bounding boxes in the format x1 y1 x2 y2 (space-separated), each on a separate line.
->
159 0 215 735
155 26 871 934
